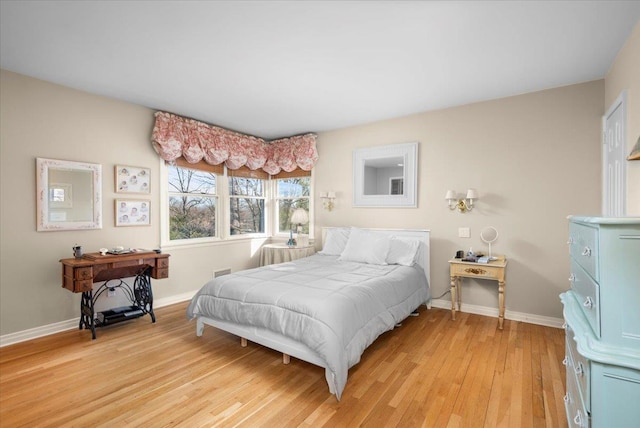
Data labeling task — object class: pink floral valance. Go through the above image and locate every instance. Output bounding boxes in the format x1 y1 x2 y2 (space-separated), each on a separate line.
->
151 112 318 175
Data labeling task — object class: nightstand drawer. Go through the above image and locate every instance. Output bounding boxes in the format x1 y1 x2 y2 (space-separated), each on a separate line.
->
569 222 599 281
570 259 600 338
450 263 502 280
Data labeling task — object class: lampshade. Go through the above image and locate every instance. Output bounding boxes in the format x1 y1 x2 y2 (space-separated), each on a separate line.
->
327 191 336 198
445 190 456 200
466 188 478 200
291 208 309 225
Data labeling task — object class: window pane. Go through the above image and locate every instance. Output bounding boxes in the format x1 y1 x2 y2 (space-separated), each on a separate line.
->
169 195 216 240
278 198 309 234
229 177 263 197
277 178 310 198
230 198 265 235
168 166 216 195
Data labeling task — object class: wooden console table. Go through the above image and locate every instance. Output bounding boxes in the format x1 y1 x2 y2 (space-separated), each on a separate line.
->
449 256 508 329
60 251 170 339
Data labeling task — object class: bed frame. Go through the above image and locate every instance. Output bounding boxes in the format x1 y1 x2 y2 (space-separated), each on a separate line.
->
195 227 431 396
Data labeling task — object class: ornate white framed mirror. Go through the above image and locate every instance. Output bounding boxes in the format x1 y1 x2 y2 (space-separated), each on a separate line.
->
36 158 102 231
353 141 418 207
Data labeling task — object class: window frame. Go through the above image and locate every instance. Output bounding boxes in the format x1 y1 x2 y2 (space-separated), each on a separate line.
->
160 159 313 248
272 175 313 238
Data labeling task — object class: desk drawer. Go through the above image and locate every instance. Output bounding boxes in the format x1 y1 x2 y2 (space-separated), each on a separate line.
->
569 222 598 281
570 260 601 338
152 267 169 279
450 263 501 280
156 258 169 269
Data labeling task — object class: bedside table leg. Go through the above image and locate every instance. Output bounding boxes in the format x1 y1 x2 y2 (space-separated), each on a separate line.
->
498 280 505 329
450 276 457 320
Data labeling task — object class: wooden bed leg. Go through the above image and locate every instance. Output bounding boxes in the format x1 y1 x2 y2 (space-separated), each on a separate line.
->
240 337 247 347
283 353 290 364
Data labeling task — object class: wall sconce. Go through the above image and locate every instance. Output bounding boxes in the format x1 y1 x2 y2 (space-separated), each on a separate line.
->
320 191 336 211
445 188 478 213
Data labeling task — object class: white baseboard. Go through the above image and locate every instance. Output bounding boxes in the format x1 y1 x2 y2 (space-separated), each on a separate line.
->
0 291 197 348
1 293 563 348
429 298 564 329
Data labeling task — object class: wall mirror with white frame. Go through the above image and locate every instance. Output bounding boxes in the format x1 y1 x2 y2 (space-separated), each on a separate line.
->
353 142 418 207
36 158 102 231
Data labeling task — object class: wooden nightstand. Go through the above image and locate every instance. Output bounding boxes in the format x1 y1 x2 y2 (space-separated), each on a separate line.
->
448 256 508 329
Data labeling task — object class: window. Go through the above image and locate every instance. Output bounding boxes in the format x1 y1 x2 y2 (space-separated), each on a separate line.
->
275 177 311 234
167 164 218 241
162 160 312 245
229 176 265 235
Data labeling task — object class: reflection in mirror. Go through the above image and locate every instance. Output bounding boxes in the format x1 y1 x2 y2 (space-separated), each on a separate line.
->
353 142 418 207
36 158 102 231
363 156 404 195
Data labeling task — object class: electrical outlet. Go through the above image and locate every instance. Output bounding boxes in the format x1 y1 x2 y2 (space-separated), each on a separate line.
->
459 227 470 238
107 289 116 297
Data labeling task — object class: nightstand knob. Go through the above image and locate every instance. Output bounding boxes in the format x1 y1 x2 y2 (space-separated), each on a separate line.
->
567 237 574 245
563 393 569 403
573 412 583 427
581 247 591 257
574 362 583 376
562 356 568 366
568 274 576 283
583 296 593 309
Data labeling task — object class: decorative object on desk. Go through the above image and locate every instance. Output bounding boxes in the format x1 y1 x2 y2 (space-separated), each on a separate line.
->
73 245 83 259
480 226 499 259
99 247 108 256
115 165 151 194
445 188 478 213
320 191 336 211
115 199 150 226
628 135 640 160
455 250 464 259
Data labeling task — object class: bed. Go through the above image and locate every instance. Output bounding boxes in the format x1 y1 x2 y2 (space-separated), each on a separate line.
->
186 227 431 400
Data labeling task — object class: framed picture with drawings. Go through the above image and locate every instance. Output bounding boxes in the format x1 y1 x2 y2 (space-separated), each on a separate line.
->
115 165 150 194
115 199 150 227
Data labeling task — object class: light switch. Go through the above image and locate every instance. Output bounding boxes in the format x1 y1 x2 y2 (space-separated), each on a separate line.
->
459 227 470 238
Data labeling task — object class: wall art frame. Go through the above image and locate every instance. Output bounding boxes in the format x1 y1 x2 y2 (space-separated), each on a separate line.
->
115 199 150 227
115 165 151 194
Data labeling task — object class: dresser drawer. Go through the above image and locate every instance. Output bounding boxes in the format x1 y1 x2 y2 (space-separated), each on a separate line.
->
566 323 590 411
565 351 589 428
570 260 601 338
569 222 599 281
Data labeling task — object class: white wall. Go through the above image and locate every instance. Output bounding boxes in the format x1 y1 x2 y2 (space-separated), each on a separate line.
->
0 70 263 336
313 81 604 320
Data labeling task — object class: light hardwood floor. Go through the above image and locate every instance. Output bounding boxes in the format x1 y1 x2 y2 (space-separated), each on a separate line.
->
0 302 567 427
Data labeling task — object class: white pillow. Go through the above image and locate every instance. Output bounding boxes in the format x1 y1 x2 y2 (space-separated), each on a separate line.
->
339 228 390 265
387 237 420 266
319 227 351 255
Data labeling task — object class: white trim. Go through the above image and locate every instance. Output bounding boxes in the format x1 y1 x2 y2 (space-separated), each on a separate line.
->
602 90 627 216
0 291 197 348
430 298 564 329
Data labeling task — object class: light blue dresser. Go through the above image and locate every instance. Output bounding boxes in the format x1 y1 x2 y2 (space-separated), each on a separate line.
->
560 216 640 428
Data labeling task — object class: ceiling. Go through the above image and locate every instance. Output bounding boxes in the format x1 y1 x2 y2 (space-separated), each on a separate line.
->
1 1 639 139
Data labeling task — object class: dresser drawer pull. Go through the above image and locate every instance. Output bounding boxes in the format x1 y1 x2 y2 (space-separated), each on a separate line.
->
583 296 593 309
581 247 591 257
573 412 583 427
563 393 570 403
562 356 568 366
568 274 575 283
567 237 574 245
574 362 583 376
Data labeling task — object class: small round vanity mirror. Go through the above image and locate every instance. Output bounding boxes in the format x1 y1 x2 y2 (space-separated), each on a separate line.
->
480 226 499 258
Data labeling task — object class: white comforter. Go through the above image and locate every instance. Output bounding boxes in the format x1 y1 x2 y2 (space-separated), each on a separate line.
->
186 254 429 400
